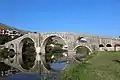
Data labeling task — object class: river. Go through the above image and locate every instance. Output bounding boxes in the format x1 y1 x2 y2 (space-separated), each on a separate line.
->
0 62 66 80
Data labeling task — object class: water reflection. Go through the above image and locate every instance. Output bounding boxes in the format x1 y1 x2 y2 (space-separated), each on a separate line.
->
50 62 67 71
0 62 66 80
8 72 41 80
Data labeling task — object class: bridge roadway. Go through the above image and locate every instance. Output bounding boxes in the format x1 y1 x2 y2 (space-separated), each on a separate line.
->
1 32 120 74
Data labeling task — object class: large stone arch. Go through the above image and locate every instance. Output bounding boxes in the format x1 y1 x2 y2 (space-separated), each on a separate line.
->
19 37 36 53
41 35 67 54
3 33 41 73
18 37 37 71
40 34 68 72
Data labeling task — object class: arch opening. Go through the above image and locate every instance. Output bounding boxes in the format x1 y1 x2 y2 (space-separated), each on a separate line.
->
74 46 91 62
106 44 112 47
19 38 36 70
9 49 15 58
42 36 68 72
99 44 104 47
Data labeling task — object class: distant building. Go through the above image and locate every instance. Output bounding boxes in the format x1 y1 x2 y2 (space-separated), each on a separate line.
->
7 30 21 36
0 26 6 34
0 26 21 38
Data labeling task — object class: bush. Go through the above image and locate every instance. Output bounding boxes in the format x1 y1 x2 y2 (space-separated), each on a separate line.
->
0 48 9 59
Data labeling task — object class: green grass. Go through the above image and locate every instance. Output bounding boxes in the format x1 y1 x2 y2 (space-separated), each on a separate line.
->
62 52 120 80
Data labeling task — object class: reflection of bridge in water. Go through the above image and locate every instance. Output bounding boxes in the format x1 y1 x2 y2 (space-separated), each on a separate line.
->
1 32 120 74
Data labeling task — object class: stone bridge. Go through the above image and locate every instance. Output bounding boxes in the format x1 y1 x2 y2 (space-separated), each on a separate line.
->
2 32 120 74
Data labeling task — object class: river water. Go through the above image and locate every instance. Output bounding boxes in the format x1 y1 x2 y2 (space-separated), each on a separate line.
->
0 62 66 80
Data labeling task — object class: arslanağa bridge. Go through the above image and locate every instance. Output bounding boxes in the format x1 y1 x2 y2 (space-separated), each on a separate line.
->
1 32 120 74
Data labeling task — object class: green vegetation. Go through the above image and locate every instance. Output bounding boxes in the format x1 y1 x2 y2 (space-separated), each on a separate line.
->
0 34 22 45
0 23 26 45
0 48 9 59
62 52 120 80
0 48 16 59
0 35 12 45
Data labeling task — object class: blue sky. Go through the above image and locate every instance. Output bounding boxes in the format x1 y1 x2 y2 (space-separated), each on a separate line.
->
0 0 120 37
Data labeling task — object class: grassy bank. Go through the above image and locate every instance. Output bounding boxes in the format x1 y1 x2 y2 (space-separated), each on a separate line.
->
62 52 120 80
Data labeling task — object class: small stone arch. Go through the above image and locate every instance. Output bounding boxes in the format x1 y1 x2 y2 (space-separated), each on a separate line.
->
18 33 40 53
106 44 112 47
99 44 104 47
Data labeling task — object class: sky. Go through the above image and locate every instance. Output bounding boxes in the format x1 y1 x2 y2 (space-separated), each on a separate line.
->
0 0 120 37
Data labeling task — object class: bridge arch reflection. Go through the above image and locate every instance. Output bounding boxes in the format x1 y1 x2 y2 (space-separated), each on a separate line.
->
19 38 36 70
41 35 68 72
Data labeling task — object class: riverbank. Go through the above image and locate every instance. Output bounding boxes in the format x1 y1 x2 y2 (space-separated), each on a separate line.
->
62 52 120 80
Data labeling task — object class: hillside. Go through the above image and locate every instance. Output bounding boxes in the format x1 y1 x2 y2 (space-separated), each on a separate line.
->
0 23 31 45
0 23 29 34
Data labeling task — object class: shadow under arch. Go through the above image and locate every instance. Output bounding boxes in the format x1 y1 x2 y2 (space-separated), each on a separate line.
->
106 44 112 47
99 44 104 47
